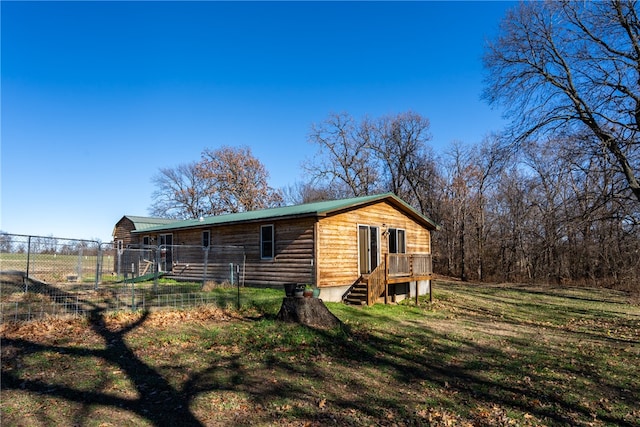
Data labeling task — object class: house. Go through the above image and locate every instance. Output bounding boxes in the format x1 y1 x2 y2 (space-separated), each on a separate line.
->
112 216 177 252
112 193 439 305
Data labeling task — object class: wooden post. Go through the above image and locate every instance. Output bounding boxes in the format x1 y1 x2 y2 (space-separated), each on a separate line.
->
429 279 433 303
409 254 414 277
415 280 419 305
384 253 388 304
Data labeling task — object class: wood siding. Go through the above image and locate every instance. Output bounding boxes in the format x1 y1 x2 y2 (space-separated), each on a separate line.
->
233 217 315 286
143 217 316 287
113 218 138 248
316 201 431 288
117 197 433 292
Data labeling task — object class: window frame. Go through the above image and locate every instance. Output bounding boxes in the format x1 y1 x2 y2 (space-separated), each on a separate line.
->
388 228 406 254
202 230 210 248
260 224 275 259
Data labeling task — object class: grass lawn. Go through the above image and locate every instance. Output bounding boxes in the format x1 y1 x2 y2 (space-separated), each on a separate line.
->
1 281 639 426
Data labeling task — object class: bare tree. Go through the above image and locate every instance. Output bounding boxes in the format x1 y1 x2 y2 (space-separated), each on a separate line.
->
369 111 441 216
198 146 283 214
484 0 640 203
281 182 343 205
305 111 443 217
150 162 207 219
150 147 283 218
0 232 13 253
489 165 537 282
440 142 476 281
305 112 381 198
467 136 506 281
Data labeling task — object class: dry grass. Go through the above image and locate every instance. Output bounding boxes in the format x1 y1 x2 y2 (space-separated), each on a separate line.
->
2 281 639 426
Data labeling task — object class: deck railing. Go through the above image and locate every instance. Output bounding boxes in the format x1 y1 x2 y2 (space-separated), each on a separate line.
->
388 253 432 277
363 253 433 305
367 263 387 306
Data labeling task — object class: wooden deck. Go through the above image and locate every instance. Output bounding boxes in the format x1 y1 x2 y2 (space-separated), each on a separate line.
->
357 253 433 306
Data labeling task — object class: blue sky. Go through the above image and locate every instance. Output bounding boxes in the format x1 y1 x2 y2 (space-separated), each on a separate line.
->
2 1 514 242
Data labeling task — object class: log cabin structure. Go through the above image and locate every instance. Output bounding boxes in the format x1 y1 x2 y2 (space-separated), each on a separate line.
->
112 193 439 305
112 216 177 251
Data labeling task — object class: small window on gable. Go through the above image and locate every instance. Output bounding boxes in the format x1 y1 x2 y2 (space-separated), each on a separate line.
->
261 225 274 259
202 230 210 248
388 228 406 254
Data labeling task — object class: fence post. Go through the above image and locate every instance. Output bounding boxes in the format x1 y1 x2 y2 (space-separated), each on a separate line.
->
236 267 240 310
242 253 246 287
153 245 160 293
202 246 210 288
94 243 101 291
117 242 122 278
25 236 31 293
131 281 136 312
77 247 83 283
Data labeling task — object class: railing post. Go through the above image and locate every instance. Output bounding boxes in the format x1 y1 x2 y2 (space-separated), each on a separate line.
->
384 253 389 304
409 254 414 277
430 279 433 303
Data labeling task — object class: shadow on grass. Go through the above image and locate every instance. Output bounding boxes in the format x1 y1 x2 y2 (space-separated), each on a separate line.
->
2 308 205 426
2 284 640 426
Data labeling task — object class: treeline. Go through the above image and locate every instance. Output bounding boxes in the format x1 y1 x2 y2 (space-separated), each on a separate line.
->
434 140 639 288
149 110 639 290
0 233 103 256
296 112 639 291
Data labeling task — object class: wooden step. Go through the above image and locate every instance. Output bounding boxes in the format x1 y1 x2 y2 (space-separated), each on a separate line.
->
343 280 368 305
344 297 366 305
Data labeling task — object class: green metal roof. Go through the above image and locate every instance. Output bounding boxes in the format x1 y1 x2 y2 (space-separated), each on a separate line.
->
122 216 177 232
132 193 439 234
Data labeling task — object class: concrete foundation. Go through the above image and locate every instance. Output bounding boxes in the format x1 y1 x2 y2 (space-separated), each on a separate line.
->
318 279 431 303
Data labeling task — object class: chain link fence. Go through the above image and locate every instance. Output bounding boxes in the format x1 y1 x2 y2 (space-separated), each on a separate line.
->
0 233 250 323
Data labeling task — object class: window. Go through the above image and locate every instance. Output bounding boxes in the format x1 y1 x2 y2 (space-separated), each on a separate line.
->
142 236 150 246
388 228 406 254
261 225 274 259
202 230 210 248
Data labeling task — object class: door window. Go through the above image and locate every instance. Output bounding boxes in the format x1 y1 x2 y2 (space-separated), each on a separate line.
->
358 225 379 274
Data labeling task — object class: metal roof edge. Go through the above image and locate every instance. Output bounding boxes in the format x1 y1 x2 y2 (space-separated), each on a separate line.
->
130 193 440 234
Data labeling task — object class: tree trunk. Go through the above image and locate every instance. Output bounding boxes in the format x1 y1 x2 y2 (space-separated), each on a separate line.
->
276 297 342 329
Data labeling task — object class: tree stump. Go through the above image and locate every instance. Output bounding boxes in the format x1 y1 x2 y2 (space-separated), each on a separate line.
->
276 297 342 329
